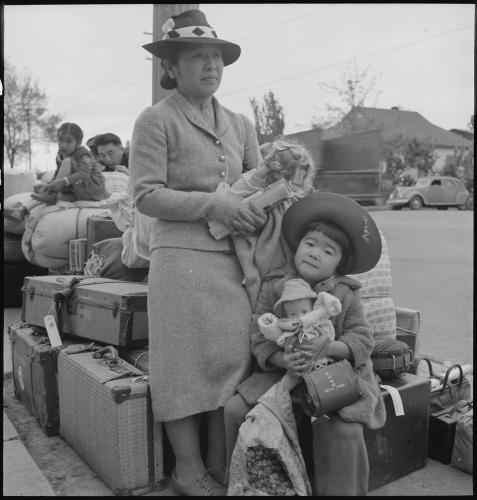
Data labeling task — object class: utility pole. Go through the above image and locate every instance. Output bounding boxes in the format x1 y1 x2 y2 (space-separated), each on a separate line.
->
151 3 198 104
24 105 32 170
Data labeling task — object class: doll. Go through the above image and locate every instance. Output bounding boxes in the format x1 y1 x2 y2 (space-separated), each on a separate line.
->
258 278 342 371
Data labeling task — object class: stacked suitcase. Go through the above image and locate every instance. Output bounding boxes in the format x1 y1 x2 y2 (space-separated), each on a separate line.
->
8 267 166 495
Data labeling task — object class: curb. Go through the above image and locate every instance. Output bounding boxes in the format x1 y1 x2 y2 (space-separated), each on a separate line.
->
3 411 57 496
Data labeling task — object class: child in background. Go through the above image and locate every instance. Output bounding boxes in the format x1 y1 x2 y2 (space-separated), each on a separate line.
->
225 192 386 496
5 123 107 223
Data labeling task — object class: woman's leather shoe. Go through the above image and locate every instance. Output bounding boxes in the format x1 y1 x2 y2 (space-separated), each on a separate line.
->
170 469 227 496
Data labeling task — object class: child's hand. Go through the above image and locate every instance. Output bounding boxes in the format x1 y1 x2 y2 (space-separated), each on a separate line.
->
277 318 301 334
280 345 314 377
297 335 332 359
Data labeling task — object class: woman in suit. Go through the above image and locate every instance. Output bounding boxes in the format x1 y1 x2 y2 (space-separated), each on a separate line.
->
129 9 266 496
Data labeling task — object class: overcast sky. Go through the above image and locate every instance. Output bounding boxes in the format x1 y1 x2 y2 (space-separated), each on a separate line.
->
3 3 475 172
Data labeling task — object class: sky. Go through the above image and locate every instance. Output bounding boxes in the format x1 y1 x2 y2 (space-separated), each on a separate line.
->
3 3 475 172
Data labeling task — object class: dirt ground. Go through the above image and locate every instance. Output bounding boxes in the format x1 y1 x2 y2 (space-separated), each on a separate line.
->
3 373 114 496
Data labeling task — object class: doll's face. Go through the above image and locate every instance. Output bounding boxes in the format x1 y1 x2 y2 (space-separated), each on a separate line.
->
282 298 314 319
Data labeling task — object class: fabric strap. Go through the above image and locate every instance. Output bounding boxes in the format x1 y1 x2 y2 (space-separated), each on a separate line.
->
379 384 405 416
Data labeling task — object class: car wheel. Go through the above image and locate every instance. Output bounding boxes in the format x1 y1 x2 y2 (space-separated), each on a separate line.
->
437 206 448 210
465 195 474 211
409 196 423 210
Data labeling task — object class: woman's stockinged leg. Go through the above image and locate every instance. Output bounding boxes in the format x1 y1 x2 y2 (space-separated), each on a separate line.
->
165 414 227 496
206 408 227 485
164 414 203 477
312 414 369 496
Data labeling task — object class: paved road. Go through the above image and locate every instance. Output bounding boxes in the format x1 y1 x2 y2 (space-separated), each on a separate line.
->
369 208 473 365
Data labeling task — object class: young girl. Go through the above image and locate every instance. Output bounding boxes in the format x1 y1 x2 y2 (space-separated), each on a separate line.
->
224 192 387 496
5 123 106 223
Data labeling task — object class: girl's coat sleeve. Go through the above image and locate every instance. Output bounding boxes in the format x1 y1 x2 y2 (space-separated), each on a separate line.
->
337 289 374 368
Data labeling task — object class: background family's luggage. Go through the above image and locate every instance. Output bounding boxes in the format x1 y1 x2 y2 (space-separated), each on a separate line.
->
4 232 27 264
57 345 164 495
86 213 123 255
69 238 88 274
4 262 48 308
84 237 148 282
428 399 473 465
21 204 108 270
21 275 149 347
8 323 83 436
364 373 430 491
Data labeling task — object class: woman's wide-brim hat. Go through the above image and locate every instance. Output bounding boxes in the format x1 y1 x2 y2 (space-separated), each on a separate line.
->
143 9 241 66
282 192 382 275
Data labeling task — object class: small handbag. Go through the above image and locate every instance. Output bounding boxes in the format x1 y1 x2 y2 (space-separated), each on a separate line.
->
296 359 361 418
412 357 472 412
371 338 413 379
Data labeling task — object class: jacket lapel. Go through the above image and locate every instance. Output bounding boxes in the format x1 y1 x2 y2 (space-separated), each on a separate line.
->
171 90 228 139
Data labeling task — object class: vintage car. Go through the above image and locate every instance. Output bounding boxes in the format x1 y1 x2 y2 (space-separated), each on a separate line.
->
386 175 472 210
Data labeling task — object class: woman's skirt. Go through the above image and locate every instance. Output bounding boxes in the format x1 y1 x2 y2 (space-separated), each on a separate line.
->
148 247 252 421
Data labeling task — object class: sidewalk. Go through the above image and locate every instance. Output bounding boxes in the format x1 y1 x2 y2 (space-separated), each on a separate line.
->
3 307 473 496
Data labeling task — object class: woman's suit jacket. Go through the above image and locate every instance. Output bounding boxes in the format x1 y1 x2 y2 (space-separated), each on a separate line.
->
129 89 262 252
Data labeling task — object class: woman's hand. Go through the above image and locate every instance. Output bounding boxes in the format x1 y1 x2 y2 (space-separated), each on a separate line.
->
210 191 268 234
233 202 268 235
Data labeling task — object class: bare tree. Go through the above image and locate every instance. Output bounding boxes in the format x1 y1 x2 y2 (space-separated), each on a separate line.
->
250 90 285 144
4 60 63 169
311 58 382 131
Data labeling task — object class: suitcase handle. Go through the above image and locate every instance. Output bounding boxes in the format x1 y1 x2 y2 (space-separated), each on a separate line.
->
441 364 464 390
92 345 119 365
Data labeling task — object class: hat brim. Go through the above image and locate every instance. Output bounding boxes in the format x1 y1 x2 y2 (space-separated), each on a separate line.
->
282 192 382 275
143 38 241 66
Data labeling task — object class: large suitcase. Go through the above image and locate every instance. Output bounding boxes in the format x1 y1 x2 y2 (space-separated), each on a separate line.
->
4 262 48 308
8 322 84 436
364 373 430 491
57 345 164 495
21 275 148 347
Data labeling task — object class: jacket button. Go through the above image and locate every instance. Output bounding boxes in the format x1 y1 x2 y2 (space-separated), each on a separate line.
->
220 172 226 177
219 155 225 161
215 140 221 146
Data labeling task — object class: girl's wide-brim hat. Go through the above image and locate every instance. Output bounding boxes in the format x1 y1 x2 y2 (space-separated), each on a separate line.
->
143 9 241 66
282 192 382 275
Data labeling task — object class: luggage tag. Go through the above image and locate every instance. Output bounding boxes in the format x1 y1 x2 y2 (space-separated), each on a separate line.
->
44 304 63 348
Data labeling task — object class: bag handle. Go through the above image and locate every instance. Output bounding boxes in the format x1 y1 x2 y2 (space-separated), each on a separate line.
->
412 356 435 376
441 363 464 390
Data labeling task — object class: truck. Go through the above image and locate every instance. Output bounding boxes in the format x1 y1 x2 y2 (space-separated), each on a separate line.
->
282 128 386 205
